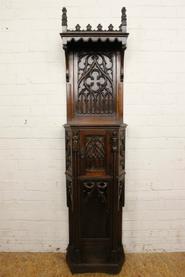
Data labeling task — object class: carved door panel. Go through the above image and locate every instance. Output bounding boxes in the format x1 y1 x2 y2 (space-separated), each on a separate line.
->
77 129 114 243
79 129 112 177
80 180 111 239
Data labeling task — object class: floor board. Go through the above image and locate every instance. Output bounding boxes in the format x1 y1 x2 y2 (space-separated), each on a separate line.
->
0 252 184 277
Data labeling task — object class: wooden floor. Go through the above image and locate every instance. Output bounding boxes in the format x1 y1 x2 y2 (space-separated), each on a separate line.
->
0 252 184 277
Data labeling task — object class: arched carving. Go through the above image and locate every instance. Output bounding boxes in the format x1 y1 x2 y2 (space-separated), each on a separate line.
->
77 53 114 114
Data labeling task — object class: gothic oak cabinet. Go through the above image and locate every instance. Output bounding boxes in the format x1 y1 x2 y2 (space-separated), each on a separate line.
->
60 7 129 274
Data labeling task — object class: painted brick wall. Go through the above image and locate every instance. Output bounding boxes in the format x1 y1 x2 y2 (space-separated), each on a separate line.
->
0 0 185 252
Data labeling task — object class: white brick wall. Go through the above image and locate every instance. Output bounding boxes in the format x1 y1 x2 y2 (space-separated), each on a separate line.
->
0 0 185 253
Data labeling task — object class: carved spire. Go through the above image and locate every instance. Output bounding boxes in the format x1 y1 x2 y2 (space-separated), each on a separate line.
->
62 7 67 31
108 24 114 31
97 24 103 31
121 7 127 25
86 24 92 31
120 7 127 32
75 24 81 31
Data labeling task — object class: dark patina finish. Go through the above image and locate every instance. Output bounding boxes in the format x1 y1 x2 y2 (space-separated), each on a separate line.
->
60 7 129 274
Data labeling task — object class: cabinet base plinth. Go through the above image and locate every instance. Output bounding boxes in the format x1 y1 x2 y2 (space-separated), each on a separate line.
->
66 246 125 274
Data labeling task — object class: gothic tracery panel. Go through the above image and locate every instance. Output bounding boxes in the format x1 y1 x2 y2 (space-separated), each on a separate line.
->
77 53 114 114
85 135 105 170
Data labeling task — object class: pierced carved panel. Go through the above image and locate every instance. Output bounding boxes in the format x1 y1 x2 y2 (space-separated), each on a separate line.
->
85 136 105 170
77 53 114 114
82 181 108 204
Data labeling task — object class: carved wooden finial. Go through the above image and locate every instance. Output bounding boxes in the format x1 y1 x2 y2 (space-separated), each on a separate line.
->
62 7 67 31
86 24 92 31
121 7 127 25
75 24 81 31
97 24 103 31
108 24 114 31
120 7 127 32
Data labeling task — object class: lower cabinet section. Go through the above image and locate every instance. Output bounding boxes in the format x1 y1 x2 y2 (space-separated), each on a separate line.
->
80 239 110 263
64 124 126 273
66 243 125 274
80 180 110 238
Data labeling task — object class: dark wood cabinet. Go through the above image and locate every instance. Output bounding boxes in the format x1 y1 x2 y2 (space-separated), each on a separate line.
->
60 7 129 274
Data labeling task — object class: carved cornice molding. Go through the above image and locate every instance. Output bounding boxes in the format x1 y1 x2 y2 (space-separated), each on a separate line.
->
60 7 129 47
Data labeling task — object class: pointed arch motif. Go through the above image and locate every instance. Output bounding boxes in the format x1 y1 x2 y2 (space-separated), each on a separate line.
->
77 52 114 114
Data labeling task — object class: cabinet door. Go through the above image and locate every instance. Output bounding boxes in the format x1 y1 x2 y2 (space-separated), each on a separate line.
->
78 129 113 240
79 129 112 177
79 179 111 239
